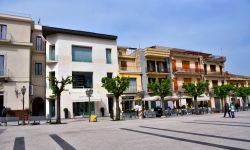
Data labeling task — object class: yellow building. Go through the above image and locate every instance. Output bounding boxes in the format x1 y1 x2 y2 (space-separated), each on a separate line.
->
118 46 142 111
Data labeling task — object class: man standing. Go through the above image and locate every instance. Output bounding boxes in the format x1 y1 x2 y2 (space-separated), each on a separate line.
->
224 103 231 118
1 106 7 117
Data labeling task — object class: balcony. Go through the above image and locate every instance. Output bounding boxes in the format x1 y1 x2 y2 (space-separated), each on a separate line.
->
205 71 225 78
0 69 9 81
46 55 58 64
174 67 202 76
119 66 141 74
124 85 137 93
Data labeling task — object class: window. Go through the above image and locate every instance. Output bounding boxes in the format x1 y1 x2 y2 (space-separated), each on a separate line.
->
49 45 55 60
49 72 55 88
210 65 216 72
125 78 137 93
0 55 4 76
106 49 112 64
72 46 92 62
35 63 42 75
120 61 127 70
183 78 191 84
212 80 218 87
147 60 156 72
0 24 7 40
72 72 93 88
107 72 113 78
36 36 42 50
157 61 168 73
173 77 178 91
182 61 190 70
148 78 156 83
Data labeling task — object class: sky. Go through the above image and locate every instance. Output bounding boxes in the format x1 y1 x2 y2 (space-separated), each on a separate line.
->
1 0 250 76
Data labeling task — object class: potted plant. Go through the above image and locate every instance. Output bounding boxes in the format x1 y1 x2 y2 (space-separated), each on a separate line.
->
100 107 105 117
63 108 69 119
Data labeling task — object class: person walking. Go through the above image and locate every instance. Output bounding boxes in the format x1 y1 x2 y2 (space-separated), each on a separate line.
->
1 106 7 117
230 103 236 118
224 103 231 118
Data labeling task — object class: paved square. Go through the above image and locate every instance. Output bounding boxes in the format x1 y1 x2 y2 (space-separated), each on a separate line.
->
1 111 250 150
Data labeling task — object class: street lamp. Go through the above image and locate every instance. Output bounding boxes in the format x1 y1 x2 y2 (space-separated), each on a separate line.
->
137 90 145 119
85 89 93 122
21 86 26 125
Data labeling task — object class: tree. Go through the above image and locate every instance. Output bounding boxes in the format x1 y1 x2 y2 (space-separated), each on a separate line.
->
49 76 72 123
182 81 209 114
148 77 172 111
101 76 129 120
234 86 250 110
213 84 234 112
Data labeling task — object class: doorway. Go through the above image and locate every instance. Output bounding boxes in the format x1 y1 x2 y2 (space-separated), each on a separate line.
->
0 94 3 117
49 99 56 117
32 97 45 116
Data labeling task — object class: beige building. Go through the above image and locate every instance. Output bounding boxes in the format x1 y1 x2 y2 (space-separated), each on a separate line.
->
0 13 33 113
30 24 46 116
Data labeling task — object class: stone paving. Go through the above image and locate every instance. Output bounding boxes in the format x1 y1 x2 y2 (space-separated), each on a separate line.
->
0 111 250 150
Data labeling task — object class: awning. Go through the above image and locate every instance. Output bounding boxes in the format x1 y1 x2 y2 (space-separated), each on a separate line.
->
70 91 102 102
142 96 161 101
197 94 210 101
164 95 179 101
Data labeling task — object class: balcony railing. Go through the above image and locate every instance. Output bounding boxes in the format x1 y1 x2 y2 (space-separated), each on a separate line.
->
124 85 137 93
46 55 58 62
147 67 170 73
205 71 224 76
120 66 141 73
174 67 203 75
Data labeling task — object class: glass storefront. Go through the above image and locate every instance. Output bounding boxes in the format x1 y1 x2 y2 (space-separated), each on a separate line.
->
73 102 95 116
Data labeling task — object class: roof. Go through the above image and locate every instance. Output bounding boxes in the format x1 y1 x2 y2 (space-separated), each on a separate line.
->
171 48 211 56
42 26 117 40
228 73 250 80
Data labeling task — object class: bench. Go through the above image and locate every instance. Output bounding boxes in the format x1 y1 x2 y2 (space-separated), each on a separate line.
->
144 110 156 118
121 112 137 120
28 116 47 125
0 117 20 126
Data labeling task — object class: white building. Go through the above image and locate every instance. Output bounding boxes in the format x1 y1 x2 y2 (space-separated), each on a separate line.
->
43 26 119 118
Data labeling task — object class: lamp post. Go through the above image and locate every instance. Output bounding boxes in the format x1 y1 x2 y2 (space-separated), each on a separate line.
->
137 90 145 119
21 86 26 125
85 89 93 122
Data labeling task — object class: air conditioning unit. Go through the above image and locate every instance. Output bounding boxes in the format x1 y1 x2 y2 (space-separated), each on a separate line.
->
29 85 34 96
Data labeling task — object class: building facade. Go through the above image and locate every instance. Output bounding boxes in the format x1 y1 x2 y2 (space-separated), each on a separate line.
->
117 46 142 111
0 13 32 114
30 24 46 116
43 26 119 118
142 46 171 109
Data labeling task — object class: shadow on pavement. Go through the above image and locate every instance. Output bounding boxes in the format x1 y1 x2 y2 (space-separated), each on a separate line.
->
50 134 76 150
121 128 246 150
183 121 250 128
140 126 250 142
13 137 25 150
194 120 250 125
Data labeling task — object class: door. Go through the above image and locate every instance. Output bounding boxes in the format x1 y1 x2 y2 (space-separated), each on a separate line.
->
172 59 176 72
215 98 221 112
204 64 207 75
49 99 55 117
0 95 3 117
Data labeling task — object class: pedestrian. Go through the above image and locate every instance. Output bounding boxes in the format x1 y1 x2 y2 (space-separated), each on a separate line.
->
224 103 231 118
235 103 239 112
230 103 236 118
1 106 7 117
